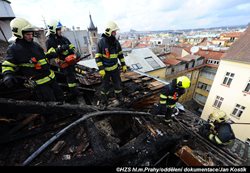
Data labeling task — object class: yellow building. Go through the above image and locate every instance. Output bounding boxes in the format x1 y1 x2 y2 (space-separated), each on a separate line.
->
148 68 166 80
192 49 226 113
163 54 205 103
201 27 250 142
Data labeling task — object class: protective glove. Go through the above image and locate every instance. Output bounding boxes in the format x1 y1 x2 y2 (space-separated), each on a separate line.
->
99 70 106 78
55 58 61 64
46 47 58 59
122 65 127 73
3 74 18 88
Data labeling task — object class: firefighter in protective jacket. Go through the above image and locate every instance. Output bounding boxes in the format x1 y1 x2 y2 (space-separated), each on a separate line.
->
1 18 64 102
95 21 127 108
199 110 235 146
46 20 80 100
156 76 191 119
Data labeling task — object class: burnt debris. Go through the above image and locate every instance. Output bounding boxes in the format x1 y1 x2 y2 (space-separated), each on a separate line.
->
0 63 249 166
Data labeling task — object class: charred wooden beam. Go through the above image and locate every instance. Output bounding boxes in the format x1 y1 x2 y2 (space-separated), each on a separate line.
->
58 83 96 92
84 118 107 153
22 111 152 166
46 133 182 166
0 98 98 115
0 114 81 145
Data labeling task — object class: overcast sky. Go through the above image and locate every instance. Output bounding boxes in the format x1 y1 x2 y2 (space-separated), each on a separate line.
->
9 0 250 32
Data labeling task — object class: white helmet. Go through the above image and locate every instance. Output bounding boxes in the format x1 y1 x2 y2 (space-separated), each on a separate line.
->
104 21 119 37
10 18 38 39
47 20 63 34
209 110 228 123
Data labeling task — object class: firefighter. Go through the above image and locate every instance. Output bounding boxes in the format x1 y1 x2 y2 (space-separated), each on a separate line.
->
95 21 127 109
154 76 191 119
1 18 64 102
200 110 235 146
46 20 80 102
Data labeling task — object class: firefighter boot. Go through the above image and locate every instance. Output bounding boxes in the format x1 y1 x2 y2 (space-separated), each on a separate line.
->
69 87 80 104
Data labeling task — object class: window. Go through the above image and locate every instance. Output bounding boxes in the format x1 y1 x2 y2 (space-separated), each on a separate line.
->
200 71 215 80
222 72 235 86
207 59 219 65
83 36 88 44
244 79 250 92
131 63 143 70
213 96 224 108
232 104 245 118
194 93 207 104
197 82 207 90
145 57 161 69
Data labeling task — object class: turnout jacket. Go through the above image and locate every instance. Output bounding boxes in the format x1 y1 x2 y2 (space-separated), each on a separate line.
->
159 83 185 108
208 121 235 145
46 34 75 60
2 39 55 85
95 34 126 71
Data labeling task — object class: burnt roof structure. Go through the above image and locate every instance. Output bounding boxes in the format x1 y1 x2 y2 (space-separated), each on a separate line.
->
0 63 249 166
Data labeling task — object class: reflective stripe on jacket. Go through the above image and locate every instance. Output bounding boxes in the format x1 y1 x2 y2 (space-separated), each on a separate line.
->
2 39 52 81
95 34 126 72
159 83 185 107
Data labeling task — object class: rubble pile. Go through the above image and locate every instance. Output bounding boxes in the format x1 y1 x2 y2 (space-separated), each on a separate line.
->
0 64 249 166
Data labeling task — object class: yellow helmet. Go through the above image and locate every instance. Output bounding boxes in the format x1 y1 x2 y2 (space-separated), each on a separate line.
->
47 20 63 34
176 76 191 89
10 18 38 39
209 110 227 123
104 21 119 37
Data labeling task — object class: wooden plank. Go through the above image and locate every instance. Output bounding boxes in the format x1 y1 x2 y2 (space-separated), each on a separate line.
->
176 146 208 166
141 77 151 81
149 84 165 91
149 81 162 87
122 71 137 77
133 79 142 83
121 76 131 82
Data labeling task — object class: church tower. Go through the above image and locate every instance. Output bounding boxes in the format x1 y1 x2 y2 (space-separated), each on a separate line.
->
88 14 98 58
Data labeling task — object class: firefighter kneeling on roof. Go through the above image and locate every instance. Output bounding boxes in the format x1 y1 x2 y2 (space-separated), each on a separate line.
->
1 18 64 102
199 110 235 146
95 21 127 109
152 76 191 120
46 20 81 103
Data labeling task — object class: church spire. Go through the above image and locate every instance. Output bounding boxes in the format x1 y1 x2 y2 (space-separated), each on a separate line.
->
88 13 97 31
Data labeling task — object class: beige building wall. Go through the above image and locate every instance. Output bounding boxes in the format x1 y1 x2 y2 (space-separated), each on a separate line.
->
212 40 226 47
147 68 166 80
201 60 250 142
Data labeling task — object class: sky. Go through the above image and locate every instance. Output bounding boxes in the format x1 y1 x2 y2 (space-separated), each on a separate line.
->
9 0 250 32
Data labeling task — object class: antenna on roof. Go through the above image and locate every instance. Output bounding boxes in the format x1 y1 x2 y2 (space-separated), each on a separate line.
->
42 15 47 29
190 46 199 55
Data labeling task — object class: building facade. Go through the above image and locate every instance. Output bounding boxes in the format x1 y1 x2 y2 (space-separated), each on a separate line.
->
201 27 250 142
